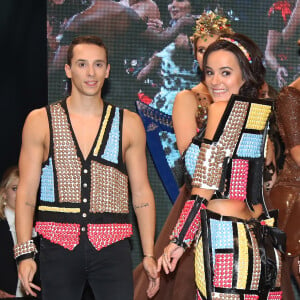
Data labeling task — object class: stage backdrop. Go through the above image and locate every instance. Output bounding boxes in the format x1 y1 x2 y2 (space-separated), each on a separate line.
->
47 0 300 267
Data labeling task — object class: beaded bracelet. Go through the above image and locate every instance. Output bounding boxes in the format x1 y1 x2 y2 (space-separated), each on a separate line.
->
14 240 38 264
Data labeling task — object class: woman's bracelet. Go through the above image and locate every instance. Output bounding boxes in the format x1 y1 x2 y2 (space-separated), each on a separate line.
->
143 254 157 261
14 239 38 264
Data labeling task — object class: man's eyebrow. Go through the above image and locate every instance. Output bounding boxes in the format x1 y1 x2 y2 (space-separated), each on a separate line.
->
75 59 106 63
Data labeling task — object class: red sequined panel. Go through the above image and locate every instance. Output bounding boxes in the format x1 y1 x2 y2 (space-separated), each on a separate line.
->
90 161 128 213
267 291 282 299
87 223 133 250
196 290 203 300
244 295 259 299
51 103 82 203
172 200 202 247
213 253 234 288
35 221 80 250
229 159 249 201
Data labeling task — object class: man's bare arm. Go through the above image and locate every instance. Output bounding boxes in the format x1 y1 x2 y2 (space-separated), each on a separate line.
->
16 108 47 296
123 110 159 297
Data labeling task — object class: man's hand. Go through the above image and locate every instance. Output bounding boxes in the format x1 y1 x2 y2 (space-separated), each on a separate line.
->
143 256 160 298
18 258 41 297
157 242 184 274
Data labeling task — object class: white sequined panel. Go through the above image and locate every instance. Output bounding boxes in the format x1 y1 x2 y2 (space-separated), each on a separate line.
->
90 161 128 213
51 103 82 203
193 101 249 189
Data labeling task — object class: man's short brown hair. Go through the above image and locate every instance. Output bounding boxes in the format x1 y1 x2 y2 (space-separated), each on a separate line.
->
67 35 108 66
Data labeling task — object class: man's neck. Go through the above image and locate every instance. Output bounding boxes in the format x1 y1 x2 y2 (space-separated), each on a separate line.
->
67 93 104 116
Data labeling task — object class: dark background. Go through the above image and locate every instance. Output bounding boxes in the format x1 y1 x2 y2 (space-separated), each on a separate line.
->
0 0 47 177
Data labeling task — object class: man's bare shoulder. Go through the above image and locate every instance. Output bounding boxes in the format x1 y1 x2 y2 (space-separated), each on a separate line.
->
25 107 47 124
123 108 143 128
23 107 49 137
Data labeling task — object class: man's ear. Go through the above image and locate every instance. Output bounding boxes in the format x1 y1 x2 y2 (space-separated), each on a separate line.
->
65 64 72 79
105 64 111 79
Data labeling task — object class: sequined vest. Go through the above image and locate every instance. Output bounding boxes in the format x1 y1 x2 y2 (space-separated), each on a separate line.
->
184 95 273 209
35 100 132 251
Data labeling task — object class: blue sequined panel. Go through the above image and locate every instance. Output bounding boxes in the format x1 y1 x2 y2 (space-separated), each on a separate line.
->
184 143 200 178
101 108 120 164
236 133 263 158
210 219 234 267
40 158 55 202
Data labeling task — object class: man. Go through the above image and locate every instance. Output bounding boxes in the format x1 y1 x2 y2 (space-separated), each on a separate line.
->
15 35 158 300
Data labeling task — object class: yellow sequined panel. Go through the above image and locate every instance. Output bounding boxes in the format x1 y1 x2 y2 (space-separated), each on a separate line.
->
236 223 248 289
264 217 275 227
93 105 112 157
90 161 128 213
51 103 82 203
195 237 207 298
245 103 271 130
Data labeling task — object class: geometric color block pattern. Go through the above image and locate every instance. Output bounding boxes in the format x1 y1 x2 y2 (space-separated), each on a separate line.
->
101 107 120 163
35 221 80 250
51 103 82 203
246 103 271 130
184 142 200 178
87 223 133 250
210 219 233 250
236 133 263 158
90 161 129 213
195 238 207 298
172 199 202 248
237 223 249 289
213 253 234 288
40 157 55 202
229 159 249 201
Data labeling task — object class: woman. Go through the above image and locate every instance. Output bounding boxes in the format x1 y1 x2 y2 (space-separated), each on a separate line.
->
0 167 25 298
0 167 39 299
269 76 300 300
133 11 233 300
173 11 233 155
158 33 284 299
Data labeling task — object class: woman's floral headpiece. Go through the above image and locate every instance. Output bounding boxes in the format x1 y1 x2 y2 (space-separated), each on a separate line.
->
191 11 233 42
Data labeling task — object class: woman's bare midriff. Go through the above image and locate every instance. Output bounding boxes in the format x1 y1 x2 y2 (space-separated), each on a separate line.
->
207 198 263 220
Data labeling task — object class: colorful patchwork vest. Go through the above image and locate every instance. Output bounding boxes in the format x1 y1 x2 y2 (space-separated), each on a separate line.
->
35 99 132 251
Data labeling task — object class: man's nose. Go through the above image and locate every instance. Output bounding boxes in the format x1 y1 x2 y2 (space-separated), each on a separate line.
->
88 65 95 76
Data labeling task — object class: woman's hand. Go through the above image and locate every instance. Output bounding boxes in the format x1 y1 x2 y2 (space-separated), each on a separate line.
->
157 242 184 274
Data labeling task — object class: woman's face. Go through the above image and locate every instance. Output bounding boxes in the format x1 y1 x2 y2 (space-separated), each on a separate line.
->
5 177 19 211
204 49 245 102
195 34 219 70
168 0 191 20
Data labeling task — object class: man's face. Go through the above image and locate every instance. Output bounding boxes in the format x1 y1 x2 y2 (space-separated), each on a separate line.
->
168 0 191 21
65 43 110 97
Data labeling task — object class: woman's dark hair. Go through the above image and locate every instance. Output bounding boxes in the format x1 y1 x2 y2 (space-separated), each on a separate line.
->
202 32 266 99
